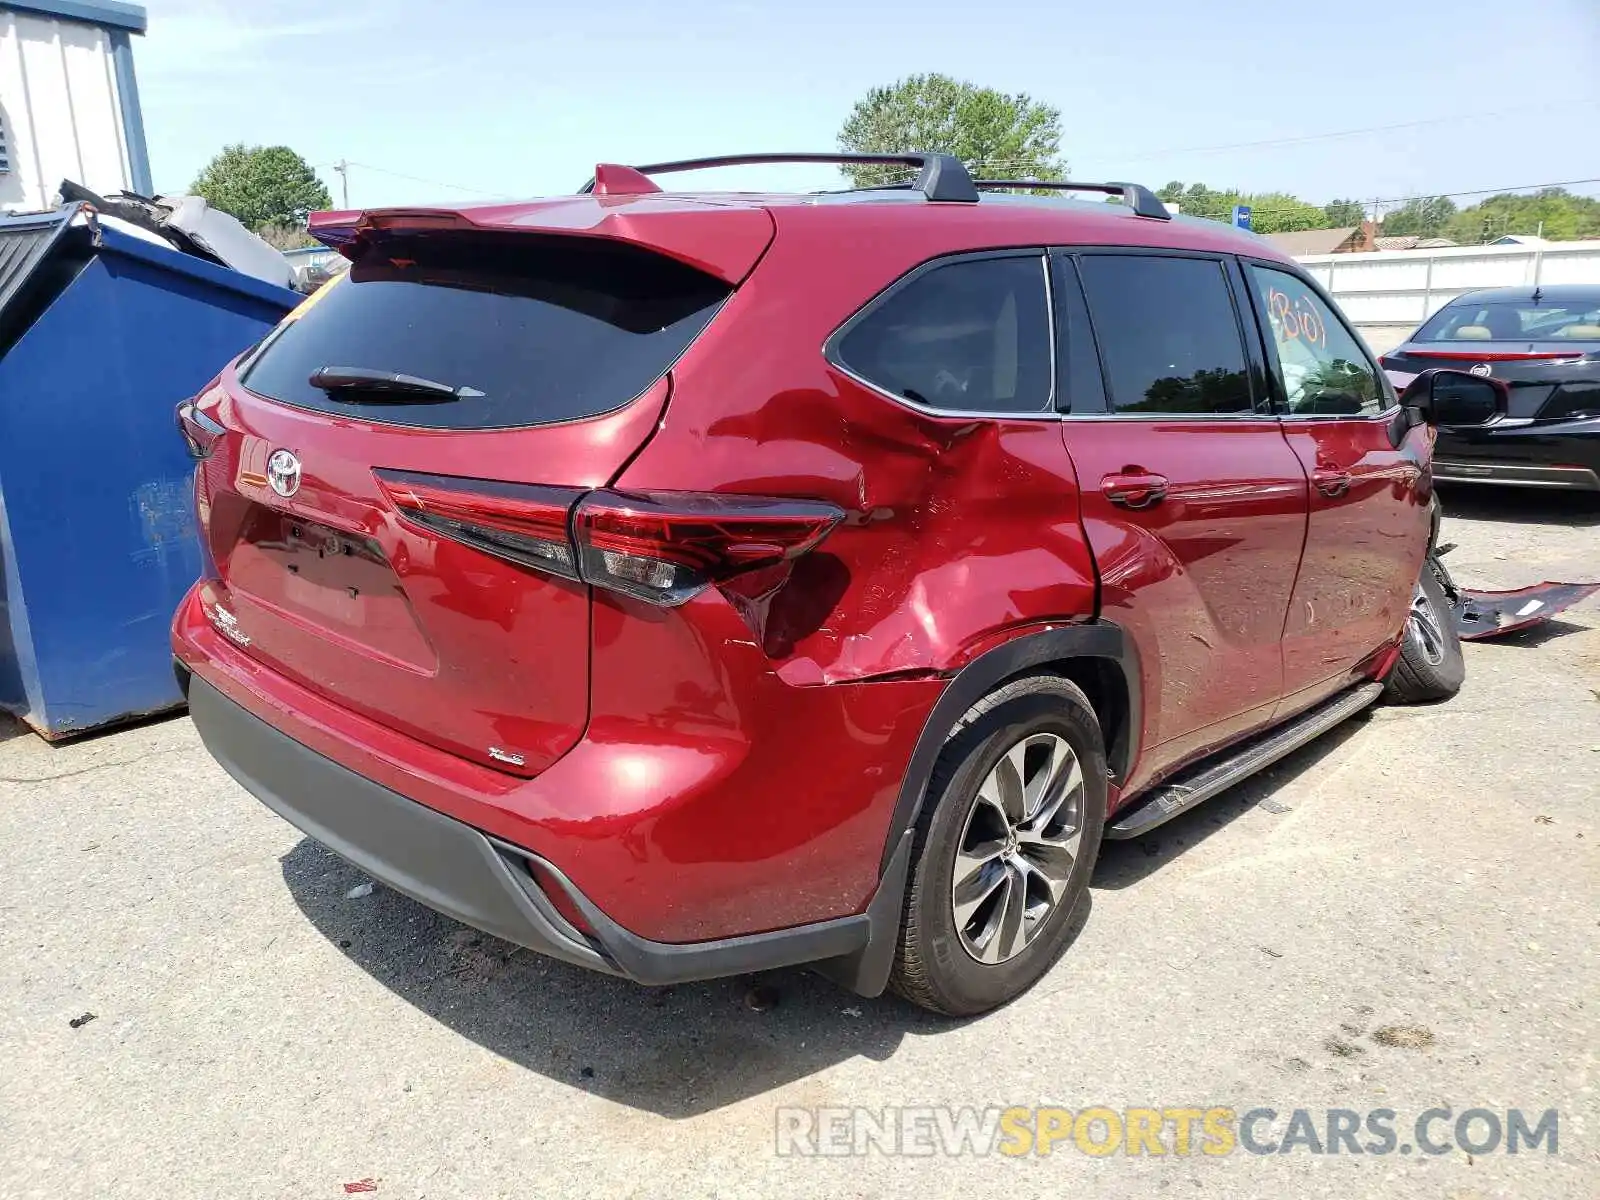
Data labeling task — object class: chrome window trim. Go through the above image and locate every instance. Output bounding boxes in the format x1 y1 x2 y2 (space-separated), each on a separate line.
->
830 361 1065 422
1056 411 1285 423
1272 404 1404 422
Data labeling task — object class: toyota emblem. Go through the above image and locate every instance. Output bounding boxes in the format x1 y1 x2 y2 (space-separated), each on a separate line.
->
266 449 302 498
1469 363 1492 377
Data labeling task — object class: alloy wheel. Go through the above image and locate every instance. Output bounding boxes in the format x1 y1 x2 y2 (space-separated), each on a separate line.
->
1407 582 1447 666
950 732 1085 964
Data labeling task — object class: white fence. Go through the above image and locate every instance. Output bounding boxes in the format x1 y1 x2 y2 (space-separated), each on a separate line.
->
1296 241 1600 355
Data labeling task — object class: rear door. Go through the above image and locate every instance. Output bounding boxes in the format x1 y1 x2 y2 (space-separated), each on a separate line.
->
1055 251 1309 792
1240 260 1429 710
197 228 738 775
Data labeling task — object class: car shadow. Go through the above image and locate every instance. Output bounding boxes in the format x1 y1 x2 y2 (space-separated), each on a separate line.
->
1092 716 1370 891
280 838 973 1118
1437 483 1600 528
276 710 1370 1112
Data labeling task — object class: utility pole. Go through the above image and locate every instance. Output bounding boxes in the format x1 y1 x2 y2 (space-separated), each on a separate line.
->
333 160 349 208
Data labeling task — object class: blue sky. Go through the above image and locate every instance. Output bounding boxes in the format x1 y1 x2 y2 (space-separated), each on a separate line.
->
132 0 1600 212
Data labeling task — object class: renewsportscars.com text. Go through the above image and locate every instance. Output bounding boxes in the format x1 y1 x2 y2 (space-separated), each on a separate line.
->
775 1106 1559 1158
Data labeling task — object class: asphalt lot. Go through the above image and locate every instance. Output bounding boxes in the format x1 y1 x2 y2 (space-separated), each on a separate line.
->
2 487 1596 1199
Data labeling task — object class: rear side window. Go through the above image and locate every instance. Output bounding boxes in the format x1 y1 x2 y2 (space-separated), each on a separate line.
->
239 234 730 430
833 255 1052 413
1077 255 1254 416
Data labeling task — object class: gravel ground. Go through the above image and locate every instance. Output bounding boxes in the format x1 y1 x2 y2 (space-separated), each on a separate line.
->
1 486 1596 1199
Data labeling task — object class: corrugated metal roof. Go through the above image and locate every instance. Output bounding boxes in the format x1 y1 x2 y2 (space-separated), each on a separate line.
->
0 205 78 318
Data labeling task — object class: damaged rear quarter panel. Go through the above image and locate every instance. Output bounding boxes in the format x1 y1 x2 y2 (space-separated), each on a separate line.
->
613 210 1099 686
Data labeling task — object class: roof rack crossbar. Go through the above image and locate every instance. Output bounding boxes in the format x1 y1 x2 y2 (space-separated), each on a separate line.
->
971 179 1173 221
578 152 981 204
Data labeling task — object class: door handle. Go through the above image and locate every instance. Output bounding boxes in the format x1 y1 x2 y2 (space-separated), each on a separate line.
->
1312 468 1352 498
1101 471 1170 509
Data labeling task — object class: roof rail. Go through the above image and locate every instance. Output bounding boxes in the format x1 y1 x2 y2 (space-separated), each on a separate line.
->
971 179 1172 221
578 152 981 204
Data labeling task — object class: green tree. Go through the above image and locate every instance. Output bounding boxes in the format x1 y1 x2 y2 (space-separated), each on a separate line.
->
1245 192 1327 234
1323 198 1365 226
837 74 1064 188
1380 196 1457 238
1155 182 1326 233
256 223 319 251
1444 189 1600 243
190 144 332 231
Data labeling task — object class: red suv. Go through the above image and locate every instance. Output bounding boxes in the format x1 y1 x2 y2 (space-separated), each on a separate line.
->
173 153 1501 1015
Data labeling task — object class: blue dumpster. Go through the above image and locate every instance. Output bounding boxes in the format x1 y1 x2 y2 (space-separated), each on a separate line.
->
0 205 297 738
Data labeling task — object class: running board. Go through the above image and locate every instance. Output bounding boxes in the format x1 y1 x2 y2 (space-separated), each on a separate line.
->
1106 682 1384 839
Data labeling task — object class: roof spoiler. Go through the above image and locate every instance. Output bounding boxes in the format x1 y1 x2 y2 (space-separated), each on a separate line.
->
971 178 1172 220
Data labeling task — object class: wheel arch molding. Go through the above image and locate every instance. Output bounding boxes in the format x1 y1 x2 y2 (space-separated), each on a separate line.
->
878 621 1141 875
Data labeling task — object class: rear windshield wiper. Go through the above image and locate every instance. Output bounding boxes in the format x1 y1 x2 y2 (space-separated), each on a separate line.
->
309 366 485 403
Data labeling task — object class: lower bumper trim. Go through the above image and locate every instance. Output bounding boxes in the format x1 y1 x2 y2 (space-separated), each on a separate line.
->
1433 460 1600 490
187 674 906 992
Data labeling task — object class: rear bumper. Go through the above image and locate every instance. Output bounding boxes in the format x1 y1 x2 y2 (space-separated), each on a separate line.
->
186 670 911 992
172 583 939 944
1433 417 1600 490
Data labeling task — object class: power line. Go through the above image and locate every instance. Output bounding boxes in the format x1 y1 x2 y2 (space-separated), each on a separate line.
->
1370 177 1600 205
1097 178 1600 220
1111 99 1600 162
341 160 512 199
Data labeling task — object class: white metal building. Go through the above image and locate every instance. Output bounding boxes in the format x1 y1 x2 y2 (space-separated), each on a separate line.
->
0 0 150 213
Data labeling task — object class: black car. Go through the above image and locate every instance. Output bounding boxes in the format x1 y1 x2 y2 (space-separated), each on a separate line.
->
1382 284 1600 491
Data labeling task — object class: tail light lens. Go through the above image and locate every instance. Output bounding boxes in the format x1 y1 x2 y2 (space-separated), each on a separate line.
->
575 491 843 605
376 470 584 578
375 472 844 607
1402 349 1587 362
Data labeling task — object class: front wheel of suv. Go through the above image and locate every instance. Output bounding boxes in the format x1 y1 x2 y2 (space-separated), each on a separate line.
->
1382 560 1465 704
890 675 1106 1016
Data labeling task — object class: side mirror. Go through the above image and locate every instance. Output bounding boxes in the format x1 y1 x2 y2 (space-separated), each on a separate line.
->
1399 369 1507 427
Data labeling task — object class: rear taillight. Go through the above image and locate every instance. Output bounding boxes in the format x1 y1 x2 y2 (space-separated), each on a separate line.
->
375 472 843 607
176 398 226 459
1403 349 1587 362
376 470 584 578
575 491 843 605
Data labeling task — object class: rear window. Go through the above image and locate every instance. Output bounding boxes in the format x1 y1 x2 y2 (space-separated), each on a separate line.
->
239 234 731 429
1415 298 1600 343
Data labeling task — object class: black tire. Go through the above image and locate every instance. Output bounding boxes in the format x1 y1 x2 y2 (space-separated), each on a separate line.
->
1383 560 1465 704
890 675 1107 1016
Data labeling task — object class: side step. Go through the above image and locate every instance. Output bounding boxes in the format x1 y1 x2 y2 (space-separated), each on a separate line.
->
1106 682 1384 839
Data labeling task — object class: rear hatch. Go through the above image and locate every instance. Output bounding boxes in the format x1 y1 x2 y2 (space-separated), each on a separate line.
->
192 203 769 774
